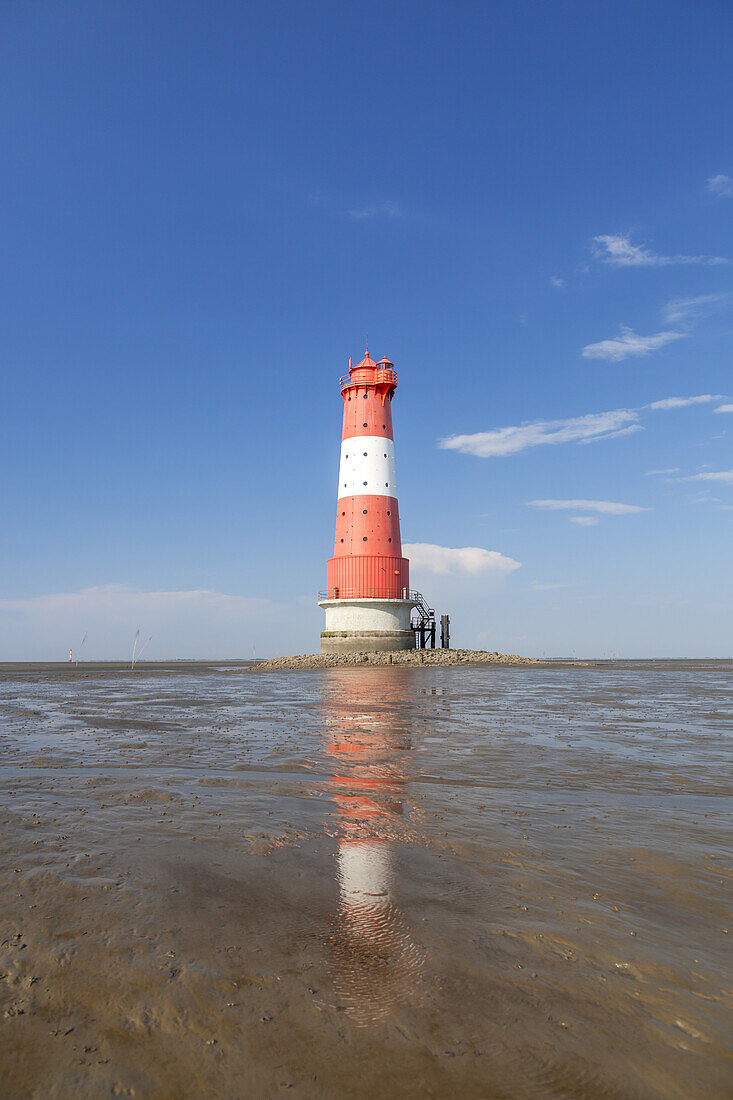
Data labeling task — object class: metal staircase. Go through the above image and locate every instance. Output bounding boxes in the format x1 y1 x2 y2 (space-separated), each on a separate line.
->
410 590 436 649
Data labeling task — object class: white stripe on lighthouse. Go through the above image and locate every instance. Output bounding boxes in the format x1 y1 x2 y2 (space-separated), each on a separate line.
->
337 436 397 499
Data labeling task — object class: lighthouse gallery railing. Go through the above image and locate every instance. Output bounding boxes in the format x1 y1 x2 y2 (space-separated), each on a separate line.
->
318 588 430 608
340 367 397 391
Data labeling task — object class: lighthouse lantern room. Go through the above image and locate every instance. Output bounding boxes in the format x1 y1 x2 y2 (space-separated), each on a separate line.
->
319 346 416 654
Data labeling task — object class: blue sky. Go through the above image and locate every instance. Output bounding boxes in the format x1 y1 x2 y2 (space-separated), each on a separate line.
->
1 0 731 658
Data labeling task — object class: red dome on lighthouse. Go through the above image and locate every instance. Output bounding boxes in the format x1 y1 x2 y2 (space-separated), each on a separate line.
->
356 347 376 368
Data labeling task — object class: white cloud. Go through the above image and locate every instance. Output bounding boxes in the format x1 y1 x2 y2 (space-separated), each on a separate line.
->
440 393 723 462
592 234 727 267
550 275 565 287
707 174 733 198
646 467 680 476
527 500 648 515
440 408 639 458
662 293 728 324
680 469 733 484
714 404 733 413
0 585 288 661
570 516 600 526
404 543 521 576
577 424 643 444
648 394 722 410
347 201 401 220
582 325 685 361
0 585 274 618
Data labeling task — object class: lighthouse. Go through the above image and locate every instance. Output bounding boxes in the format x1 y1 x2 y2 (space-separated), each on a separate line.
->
319 346 415 654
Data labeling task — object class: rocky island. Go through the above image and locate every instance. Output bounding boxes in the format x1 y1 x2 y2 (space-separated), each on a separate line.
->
247 648 541 670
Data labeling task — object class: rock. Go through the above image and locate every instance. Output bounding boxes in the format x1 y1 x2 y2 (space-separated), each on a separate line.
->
246 649 541 671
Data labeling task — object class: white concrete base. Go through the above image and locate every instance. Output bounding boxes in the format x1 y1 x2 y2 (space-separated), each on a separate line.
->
319 598 415 654
319 598 413 633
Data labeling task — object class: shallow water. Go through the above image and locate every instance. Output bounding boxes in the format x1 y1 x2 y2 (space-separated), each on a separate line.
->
1 660 731 1098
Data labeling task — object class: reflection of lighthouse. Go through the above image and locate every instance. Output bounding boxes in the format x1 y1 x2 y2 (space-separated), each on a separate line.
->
319 346 415 654
321 669 424 1026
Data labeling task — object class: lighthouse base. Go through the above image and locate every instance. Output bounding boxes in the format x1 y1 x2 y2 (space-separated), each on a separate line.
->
318 598 415 655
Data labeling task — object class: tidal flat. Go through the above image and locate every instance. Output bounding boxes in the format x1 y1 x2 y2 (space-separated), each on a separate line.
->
0 659 731 1099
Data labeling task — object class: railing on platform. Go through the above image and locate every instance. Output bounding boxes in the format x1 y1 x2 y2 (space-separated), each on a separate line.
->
318 588 423 603
339 368 397 391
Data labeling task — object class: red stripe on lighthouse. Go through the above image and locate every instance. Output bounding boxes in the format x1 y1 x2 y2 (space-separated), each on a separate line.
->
341 387 394 440
334 495 403 555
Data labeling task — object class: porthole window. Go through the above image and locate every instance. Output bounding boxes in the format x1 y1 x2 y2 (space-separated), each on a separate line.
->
363 451 367 457
387 510 391 516
363 422 368 428
383 453 387 458
340 538 344 543
382 424 386 429
385 482 389 487
363 393 368 400
388 537 392 543
363 480 368 486
362 509 367 514
341 511 345 516
363 536 368 541
344 483 347 487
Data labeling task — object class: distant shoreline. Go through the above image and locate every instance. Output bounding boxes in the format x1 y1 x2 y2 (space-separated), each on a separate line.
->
0 656 729 679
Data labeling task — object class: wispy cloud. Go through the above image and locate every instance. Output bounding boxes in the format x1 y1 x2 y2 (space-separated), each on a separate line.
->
441 394 722 461
714 403 733 414
440 408 639 458
585 286 730 362
680 469 733 483
570 516 600 526
648 394 722 410
347 201 401 220
592 234 727 267
579 424 643 444
404 543 521 576
528 499 648 515
582 325 685 361
550 275 565 288
707 174 733 198
662 293 729 325
646 467 680 476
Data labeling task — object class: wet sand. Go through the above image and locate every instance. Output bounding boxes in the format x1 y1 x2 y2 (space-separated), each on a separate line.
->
1 660 731 1098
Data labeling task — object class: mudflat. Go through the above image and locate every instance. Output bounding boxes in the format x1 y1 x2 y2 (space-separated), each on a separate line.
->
1 660 731 1099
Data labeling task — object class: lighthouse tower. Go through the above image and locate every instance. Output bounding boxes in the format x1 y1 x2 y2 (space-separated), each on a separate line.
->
319 346 415 654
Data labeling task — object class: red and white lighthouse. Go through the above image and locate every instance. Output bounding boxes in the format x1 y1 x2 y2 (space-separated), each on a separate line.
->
319 346 415 654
